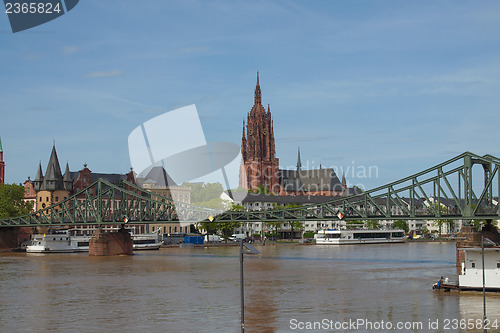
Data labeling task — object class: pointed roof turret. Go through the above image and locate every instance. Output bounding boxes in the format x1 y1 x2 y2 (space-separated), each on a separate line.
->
254 71 262 105
33 161 43 191
0 137 3 153
63 162 73 191
342 171 347 189
35 162 44 181
297 147 302 171
40 145 65 191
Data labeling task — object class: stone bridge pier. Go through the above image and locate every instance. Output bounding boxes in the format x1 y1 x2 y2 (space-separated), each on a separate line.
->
0 227 33 251
89 227 133 256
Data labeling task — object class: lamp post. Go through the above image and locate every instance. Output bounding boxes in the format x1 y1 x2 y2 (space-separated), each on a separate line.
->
481 233 487 333
239 239 260 333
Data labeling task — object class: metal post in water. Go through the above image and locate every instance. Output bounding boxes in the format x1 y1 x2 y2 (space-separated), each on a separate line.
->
240 238 244 333
481 233 486 333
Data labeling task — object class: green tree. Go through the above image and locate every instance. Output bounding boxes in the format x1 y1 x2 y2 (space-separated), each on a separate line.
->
365 220 380 229
219 221 242 242
303 230 315 238
434 219 455 237
392 220 409 233
288 221 303 240
253 185 270 195
182 182 224 203
266 221 282 240
346 220 363 228
0 184 32 219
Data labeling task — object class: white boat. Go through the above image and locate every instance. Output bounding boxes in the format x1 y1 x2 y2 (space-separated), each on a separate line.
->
131 233 163 250
315 229 407 245
26 230 92 253
26 228 162 253
434 246 500 292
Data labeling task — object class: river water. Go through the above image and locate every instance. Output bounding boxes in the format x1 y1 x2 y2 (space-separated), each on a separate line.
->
1 242 499 332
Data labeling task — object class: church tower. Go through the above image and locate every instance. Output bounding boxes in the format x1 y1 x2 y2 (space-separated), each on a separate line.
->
35 145 71 212
240 73 280 193
0 137 4 184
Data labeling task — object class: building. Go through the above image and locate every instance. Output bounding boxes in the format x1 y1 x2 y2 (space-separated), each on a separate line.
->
135 166 192 234
136 166 191 204
33 145 72 213
280 148 344 196
239 74 347 196
23 177 36 211
240 72 280 193
0 137 5 184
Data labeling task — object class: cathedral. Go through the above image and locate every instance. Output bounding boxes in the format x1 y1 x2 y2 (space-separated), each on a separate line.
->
239 72 280 193
240 73 349 197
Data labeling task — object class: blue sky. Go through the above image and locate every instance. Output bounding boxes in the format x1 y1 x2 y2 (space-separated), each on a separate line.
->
1 0 500 190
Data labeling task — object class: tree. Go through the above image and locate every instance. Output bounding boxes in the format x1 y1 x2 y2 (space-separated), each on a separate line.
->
365 220 379 229
434 218 455 237
346 220 363 228
288 221 303 240
303 230 315 238
392 220 409 233
219 221 242 242
266 221 282 240
181 182 224 203
0 184 32 219
253 185 270 195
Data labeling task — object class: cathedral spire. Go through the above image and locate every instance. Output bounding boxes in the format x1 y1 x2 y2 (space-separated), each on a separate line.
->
254 71 261 105
342 171 347 189
297 147 302 171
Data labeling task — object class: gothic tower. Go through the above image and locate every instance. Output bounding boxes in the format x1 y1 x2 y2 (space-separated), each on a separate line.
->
240 73 280 193
0 137 4 184
35 145 71 212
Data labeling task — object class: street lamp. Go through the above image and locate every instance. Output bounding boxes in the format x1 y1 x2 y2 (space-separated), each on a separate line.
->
240 239 260 333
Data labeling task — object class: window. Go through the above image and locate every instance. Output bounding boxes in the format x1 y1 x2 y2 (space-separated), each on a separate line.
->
46 197 49 202
471 262 476 268
497 262 500 269
55 197 58 202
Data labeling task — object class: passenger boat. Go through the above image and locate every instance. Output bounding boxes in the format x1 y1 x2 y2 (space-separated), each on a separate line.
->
315 229 407 245
433 246 500 292
26 229 92 253
26 228 163 253
131 233 163 250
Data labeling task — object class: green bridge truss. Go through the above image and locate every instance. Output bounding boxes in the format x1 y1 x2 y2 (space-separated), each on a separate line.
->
1 151 499 227
213 151 500 223
0 179 222 228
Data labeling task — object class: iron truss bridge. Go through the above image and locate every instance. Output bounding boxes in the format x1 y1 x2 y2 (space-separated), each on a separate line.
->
0 179 222 228
1 151 499 227
213 152 500 223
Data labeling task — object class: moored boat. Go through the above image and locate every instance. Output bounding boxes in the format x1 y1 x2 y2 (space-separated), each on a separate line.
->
434 246 500 292
26 229 92 253
131 233 163 250
315 229 407 245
